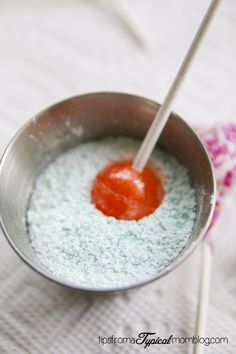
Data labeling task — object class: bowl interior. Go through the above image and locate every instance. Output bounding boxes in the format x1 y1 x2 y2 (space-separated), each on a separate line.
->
0 92 215 292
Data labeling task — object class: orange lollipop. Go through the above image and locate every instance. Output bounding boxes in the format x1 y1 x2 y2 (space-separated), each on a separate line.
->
91 159 164 220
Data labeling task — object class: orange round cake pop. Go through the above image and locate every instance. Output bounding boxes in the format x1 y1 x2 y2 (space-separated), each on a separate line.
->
91 159 164 220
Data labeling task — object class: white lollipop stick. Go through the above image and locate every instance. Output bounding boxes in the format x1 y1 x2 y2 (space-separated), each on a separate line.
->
194 241 213 354
133 0 222 171
107 0 153 49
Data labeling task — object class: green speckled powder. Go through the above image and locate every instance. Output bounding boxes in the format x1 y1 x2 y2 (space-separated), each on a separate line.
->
27 137 196 288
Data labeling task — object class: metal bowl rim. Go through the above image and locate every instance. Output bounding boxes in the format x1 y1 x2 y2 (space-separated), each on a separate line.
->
0 91 216 294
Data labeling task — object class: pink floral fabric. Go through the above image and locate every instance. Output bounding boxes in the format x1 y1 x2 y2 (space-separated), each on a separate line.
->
201 123 236 251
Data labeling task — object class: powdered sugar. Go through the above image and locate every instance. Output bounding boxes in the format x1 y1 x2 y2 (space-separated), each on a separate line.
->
27 137 196 288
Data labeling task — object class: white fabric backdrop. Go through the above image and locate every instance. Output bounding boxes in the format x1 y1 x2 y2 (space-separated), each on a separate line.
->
0 0 236 353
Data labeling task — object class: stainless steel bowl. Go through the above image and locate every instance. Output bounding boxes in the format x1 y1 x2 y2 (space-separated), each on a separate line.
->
0 92 216 293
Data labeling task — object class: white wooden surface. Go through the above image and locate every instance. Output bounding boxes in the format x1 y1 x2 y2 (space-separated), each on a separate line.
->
0 1 236 353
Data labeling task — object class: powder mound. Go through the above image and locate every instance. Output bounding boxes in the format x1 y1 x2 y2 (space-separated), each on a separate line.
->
27 137 196 288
